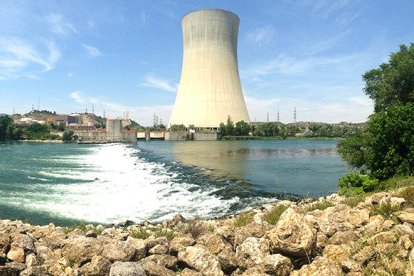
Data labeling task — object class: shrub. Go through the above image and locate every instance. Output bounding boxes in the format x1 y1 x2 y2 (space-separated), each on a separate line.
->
338 173 378 196
399 186 414 207
307 201 334 212
62 130 74 141
180 221 206 239
263 205 288 225
234 212 253 227
154 228 175 241
130 227 150 239
370 202 400 221
343 194 365 208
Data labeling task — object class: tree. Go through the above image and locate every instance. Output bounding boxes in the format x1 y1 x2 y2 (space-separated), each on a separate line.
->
338 43 414 180
170 124 186 131
0 115 12 141
234 120 250 136
62 130 74 141
363 43 414 112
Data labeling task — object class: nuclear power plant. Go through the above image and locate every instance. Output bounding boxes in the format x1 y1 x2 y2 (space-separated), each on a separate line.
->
169 9 250 128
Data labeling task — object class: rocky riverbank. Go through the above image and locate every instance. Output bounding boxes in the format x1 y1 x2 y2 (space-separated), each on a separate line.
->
2 187 414 275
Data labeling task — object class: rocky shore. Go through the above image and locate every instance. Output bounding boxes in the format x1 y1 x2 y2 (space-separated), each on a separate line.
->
2 187 414 275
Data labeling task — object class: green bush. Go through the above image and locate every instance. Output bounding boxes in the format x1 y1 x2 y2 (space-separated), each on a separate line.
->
62 130 74 141
234 212 253 227
263 205 288 225
338 173 378 196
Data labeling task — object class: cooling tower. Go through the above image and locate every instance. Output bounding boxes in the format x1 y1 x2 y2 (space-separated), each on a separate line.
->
169 9 250 128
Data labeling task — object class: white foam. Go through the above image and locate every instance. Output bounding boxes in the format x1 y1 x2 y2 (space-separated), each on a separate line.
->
8 143 266 224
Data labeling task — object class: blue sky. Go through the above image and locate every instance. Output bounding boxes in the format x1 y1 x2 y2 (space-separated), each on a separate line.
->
0 1 413 125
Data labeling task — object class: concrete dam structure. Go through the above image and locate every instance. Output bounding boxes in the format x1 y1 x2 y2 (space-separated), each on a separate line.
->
169 9 250 128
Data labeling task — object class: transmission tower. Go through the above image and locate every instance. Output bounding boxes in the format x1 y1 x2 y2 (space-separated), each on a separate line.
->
266 112 269 122
293 107 297 123
277 109 280 122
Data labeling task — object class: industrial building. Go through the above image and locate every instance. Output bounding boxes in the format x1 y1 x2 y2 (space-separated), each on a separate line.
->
169 9 250 129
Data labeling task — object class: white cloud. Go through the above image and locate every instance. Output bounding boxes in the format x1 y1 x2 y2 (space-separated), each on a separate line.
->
69 91 86 104
0 37 61 80
44 13 78 36
82 44 102 58
246 26 275 46
141 74 177 93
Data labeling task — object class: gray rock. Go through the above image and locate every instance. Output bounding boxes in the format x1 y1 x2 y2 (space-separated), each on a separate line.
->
109 261 146 276
178 245 224 276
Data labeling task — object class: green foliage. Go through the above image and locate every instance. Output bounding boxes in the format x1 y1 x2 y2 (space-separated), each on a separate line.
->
370 202 400 221
219 116 235 136
399 186 414 207
307 201 334 212
62 130 74 141
130 227 150 239
179 221 206 239
363 44 414 112
337 129 367 168
0 115 21 141
154 228 175 241
263 205 288 225
253 122 280 137
234 212 253 227
338 173 378 196
170 124 186 131
234 120 251 136
343 194 365 208
24 123 50 140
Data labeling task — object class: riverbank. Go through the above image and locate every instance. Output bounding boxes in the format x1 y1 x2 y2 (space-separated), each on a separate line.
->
2 185 414 275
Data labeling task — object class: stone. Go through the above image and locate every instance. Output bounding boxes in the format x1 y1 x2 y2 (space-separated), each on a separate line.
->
368 231 397 244
0 232 10 254
290 256 342 276
180 268 202 276
197 233 237 272
7 246 25 263
262 254 292 275
379 196 406 209
80 256 111 276
398 212 414 224
142 259 175 276
86 230 97 238
328 230 359 245
148 244 168 255
323 244 351 264
25 253 40 267
352 245 375 265
62 236 103 263
234 223 265 247
241 267 269 276
0 265 20 276
178 245 224 276
143 254 177 269
126 237 147 259
217 246 238 273
11 233 35 253
236 237 269 268
169 234 195 254
102 240 136 261
20 266 51 276
341 260 362 273
109 261 146 276
170 214 186 227
267 208 316 257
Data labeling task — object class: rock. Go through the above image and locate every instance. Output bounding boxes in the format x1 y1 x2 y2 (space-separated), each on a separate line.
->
379 196 406 209
236 237 269 268
25 253 40 267
323 244 351 264
170 214 186 227
267 208 316 257
368 231 397 244
341 259 362 273
7 246 25 263
0 232 10 254
11 233 35 253
169 234 195 254
178 245 224 276
398 212 414 224
62 236 103 263
234 223 265 246
20 266 51 276
0 265 20 276
86 230 97 238
180 268 202 276
80 256 111 276
352 246 375 265
143 254 177 269
109 261 146 276
126 237 147 259
262 254 292 275
240 267 269 276
142 259 175 276
102 240 136 261
399 234 413 250
148 244 168 255
328 230 359 245
290 256 342 276
217 246 238 273
118 220 134 227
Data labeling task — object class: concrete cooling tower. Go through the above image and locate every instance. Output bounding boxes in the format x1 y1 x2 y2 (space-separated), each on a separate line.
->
169 9 250 128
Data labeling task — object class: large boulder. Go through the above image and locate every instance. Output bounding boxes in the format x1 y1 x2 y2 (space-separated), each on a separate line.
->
178 245 224 276
80 256 111 276
109 261 146 276
62 236 103 263
102 240 136 262
142 254 177 269
267 208 317 257
142 259 175 276
262 254 292 275
169 234 195 254
236 237 270 268
126 237 147 259
290 256 342 276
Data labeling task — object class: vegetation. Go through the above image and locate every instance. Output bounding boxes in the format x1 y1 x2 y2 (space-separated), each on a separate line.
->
338 173 378 196
0 115 22 141
130 227 151 239
263 205 288 225
170 124 186 131
154 228 175 241
306 201 335 212
62 130 74 142
337 43 414 195
179 221 207 239
234 212 253 227
398 186 414 207
343 194 365 208
370 202 401 221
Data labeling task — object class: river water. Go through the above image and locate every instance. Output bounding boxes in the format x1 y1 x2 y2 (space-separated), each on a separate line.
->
0 140 349 225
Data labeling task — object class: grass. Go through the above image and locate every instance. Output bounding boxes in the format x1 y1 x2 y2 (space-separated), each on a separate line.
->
343 194 366 208
370 202 401 221
154 228 175 241
306 201 334 212
234 212 253 227
130 227 151 239
375 176 414 192
398 186 414 207
63 222 103 236
263 205 288 225
179 221 207 239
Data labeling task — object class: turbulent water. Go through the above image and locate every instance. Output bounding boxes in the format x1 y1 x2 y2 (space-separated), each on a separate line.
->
0 140 349 225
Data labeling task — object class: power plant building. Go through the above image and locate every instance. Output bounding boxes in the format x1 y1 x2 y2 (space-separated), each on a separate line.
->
169 9 250 128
